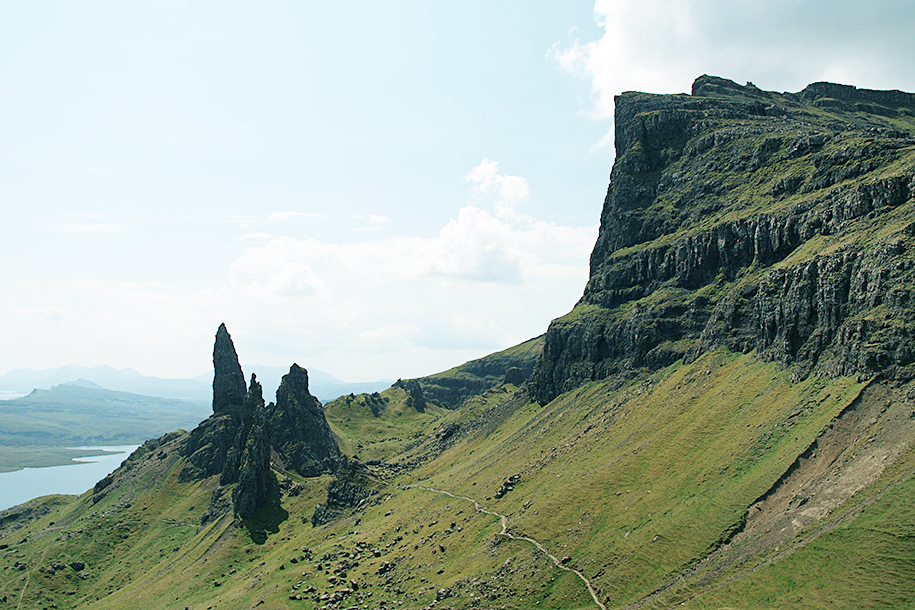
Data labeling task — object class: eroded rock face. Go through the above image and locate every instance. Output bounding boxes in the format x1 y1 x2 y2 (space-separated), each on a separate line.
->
231 376 277 519
212 323 246 416
183 327 340 519
267 364 341 477
181 415 238 482
534 75 915 404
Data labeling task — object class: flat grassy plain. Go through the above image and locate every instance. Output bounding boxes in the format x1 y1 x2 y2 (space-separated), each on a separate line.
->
0 446 122 473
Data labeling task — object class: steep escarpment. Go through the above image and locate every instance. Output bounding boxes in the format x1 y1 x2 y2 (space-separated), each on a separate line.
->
535 75 915 404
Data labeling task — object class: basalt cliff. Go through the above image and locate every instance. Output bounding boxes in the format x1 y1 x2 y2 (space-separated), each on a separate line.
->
3 77 915 610
534 75 915 404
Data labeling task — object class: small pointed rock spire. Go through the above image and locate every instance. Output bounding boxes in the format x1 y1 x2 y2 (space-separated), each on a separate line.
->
212 323 246 416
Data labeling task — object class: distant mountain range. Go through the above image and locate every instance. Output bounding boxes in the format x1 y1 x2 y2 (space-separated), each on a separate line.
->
0 364 393 403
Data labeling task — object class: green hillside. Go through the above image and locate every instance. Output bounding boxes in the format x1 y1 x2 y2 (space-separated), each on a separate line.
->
3 76 915 609
3 349 913 609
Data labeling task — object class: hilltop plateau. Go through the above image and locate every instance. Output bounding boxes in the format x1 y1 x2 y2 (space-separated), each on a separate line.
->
2 76 915 610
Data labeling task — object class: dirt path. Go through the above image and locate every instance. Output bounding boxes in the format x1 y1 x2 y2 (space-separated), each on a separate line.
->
405 484 606 610
16 544 49 610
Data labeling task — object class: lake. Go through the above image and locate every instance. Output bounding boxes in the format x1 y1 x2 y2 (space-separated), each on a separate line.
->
0 445 139 512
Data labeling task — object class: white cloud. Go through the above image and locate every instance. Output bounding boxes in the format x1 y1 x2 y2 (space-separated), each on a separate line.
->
2 161 596 381
13 306 69 321
203 161 597 373
239 232 277 241
553 0 915 149
352 214 392 231
366 214 391 226
464 159 530 219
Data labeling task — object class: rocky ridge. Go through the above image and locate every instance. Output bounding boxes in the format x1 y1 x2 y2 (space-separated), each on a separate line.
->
534 75 915 404
179 324 343 519
413 336 542 409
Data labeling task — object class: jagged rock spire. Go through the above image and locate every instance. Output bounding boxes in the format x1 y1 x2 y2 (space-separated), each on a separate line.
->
212 323 246 416
232 374 277 519
267 363 341 477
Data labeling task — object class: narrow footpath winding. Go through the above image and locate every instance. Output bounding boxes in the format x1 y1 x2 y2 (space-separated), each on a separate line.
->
16 545 49 610
404 485 606 610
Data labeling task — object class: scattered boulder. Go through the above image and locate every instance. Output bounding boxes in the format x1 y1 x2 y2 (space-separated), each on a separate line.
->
494 474 520 499
437 587 453 601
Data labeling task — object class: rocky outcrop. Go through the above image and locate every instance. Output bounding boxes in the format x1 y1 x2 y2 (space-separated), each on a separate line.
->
502 367 524 386
231 377 277 519
180 325 342 520
212 323 246 416
266 364 341 477
364 392 387 417
311 459 376 526
534 76 915 404
404 380 426 413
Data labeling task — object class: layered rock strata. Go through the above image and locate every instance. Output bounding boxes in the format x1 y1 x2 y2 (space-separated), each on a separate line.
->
534 76 915 404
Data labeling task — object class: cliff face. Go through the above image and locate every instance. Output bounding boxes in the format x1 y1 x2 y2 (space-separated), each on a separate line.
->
534 76 915 404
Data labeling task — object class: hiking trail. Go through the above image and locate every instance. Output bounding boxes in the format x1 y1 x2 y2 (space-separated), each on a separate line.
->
405 484 606 610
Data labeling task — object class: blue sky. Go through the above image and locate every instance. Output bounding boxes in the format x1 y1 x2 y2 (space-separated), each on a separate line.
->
3 1 915 382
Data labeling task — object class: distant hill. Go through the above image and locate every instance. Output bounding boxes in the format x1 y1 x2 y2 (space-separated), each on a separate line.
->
0 364 392 403
412 335 543 409
0 382 210 446
0 364 212 402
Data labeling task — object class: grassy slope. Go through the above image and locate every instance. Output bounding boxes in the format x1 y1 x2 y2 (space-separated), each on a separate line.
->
683 432 915 609
8 348 910 610
324 384 448 462
406 350 876 608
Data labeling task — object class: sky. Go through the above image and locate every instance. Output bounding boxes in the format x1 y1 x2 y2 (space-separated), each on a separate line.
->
3 1 915 382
